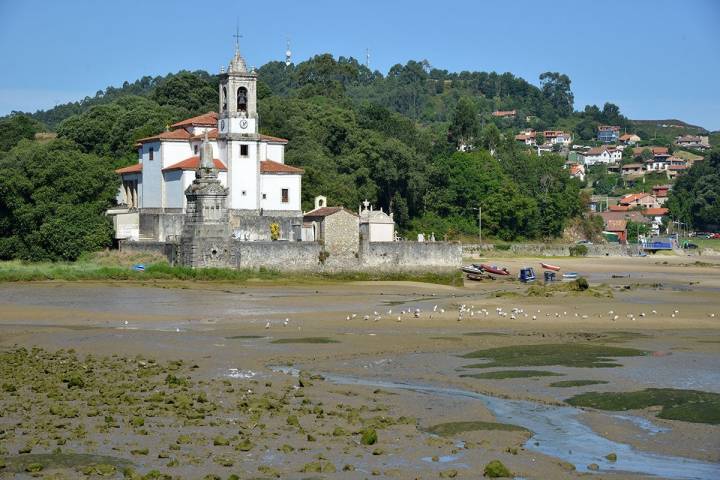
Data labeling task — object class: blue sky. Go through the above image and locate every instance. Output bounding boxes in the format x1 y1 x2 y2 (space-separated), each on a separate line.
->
1 0 719 129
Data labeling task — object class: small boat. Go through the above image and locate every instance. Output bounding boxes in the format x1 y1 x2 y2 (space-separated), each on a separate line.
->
131 264 145 272
480 264 510 276
562 272 579 279
519 267 536 283
540 262 561 271
461 264 484 275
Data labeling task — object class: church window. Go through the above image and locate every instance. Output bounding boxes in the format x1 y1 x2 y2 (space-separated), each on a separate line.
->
281 188 289 203
237 87 248 112
222 86 227 112
262 193 267 200
194 145 198 154
149 147 154 161
240 144 249 156
241 190 247 196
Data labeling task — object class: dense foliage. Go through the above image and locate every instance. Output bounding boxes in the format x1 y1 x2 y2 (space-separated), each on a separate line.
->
0 140 118 261
667 149 720 231
1 52 644 260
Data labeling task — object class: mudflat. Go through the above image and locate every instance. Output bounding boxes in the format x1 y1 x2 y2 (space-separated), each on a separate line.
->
1 255 719 479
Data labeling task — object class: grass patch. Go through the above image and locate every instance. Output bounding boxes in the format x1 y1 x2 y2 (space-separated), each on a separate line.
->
424 421 529 437
461 370 562 379
567 388 720 425
225 335 266 339
429 336 463 341
550 380 609 388
526 278 612 298
0 259 462 286
595 331 650 343
460 344 647 368
270 337 339 344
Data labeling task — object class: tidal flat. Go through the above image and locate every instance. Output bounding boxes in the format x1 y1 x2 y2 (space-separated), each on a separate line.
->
1 255 720 478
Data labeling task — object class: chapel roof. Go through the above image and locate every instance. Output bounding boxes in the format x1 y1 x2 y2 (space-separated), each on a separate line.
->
162 156 227 172
171 112 218 128
136 128 192 144
115 163 143 174
260 160 304 174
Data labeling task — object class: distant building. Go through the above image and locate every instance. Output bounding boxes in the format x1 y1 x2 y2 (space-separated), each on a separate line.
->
515 129 536 146
302 196 359 256
492 109 516 118
621 163 644 176
652 185 671 205
543 130 572 146
642 207 669 235
632 146 669 158
565 162 585 182
580 145 622 165
619 133 641 145
359 200 395 242
675 135 710 150
597 125 621 143
619 193 660 209
604 219 628 243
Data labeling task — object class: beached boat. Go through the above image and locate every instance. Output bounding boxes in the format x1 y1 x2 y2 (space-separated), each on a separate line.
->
461 264 484 275
519 267 536 283
540 262 561 271
480 264 510 276
562 272 579 279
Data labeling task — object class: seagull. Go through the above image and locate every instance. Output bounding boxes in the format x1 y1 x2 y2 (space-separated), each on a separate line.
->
283 319 289 326
175 327 180 332
346 316 350 321
363 315 369 321
124 320 129 326
433 305 438 312
265 321 271 329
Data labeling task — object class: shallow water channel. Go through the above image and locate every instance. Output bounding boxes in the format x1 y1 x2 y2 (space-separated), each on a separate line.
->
272 366 720 480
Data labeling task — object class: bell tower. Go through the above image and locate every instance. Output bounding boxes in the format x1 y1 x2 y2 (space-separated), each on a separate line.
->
217 34 258 137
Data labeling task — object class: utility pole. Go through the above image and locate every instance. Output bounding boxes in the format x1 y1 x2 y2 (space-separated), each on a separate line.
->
475 207 482 244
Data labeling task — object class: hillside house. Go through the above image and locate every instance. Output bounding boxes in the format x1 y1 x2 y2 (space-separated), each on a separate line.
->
543 130 573 146
492 110 516 118
652 185 670 204
566 162 585 182
619 193 660 209
604 219 628 243
597 125 620 143
621 163 644 176
581 145 622 165
619 133 641 145
642 207 669 235
675 135 710 150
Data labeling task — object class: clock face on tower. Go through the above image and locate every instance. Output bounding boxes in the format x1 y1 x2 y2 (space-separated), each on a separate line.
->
220 119 225 132
240 119 248 129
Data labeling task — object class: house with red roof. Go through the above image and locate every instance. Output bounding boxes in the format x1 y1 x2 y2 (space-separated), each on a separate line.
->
619 193 661 209
112 47 303 242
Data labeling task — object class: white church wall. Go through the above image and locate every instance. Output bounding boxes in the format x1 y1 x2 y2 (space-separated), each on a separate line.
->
260 174 301 211
140 141 162 208
163 170 184 209
266 144 284 163
162 142 193 168
229 141 259 210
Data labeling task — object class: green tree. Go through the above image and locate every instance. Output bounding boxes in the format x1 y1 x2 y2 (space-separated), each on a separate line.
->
480 123 501 153
0 139 118 261
447 97 479 149
667 149 720 231
0 114 44 152
539 72 574 117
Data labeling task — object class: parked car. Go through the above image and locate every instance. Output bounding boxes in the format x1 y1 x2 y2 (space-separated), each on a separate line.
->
683 241 698 249
712 233 720 239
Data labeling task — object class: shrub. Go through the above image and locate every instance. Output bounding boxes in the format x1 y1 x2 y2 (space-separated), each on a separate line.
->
484 459 511 478
569 244 588 257
360 427 377 445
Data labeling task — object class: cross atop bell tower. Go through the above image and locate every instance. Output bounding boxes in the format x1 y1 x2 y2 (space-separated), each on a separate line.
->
218 33 258 137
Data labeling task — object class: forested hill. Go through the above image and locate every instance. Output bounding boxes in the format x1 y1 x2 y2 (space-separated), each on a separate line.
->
0 53 699 260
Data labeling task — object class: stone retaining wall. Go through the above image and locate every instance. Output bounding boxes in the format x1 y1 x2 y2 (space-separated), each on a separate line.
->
462 243 635 257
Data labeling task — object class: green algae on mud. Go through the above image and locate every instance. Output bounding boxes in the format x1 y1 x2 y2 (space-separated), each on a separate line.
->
461 370 563 379
225 335 266 339
424 421 530 437
0 453 133 474
270 337 339 344
462 331 510 337
549 380 609 388
460 344 648 368
567 388 720 425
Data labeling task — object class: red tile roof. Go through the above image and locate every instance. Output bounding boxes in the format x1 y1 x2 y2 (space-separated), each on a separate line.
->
643 208 669 216
260 160 304 174
619 193 651 205
162 156 227 172
171 112 218 128
137 128 192 144
259 133 289 144
115 163 143 174
492 110 516 117
605 219 627 231
609 205 630 212
304 206 344 218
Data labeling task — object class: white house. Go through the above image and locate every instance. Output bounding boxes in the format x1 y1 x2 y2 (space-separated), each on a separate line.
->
113 46 304 241
580 145 622 166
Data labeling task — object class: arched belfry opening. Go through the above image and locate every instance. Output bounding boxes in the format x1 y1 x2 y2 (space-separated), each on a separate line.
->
222 87 227 112
237 87 248 113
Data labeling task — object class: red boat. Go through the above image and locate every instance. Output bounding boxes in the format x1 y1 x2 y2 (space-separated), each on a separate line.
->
540 262 561 271
480 264 510 276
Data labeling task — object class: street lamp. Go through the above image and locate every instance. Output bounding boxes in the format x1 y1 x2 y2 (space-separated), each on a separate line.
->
473 206 482 244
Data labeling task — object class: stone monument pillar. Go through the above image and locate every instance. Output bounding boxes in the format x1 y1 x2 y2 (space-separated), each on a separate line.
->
179 134 230 267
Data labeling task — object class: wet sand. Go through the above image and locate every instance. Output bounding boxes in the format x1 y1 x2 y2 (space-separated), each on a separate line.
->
1 255 719 478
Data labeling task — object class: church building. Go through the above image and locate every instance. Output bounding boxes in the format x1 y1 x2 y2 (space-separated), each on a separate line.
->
112 45 304 242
